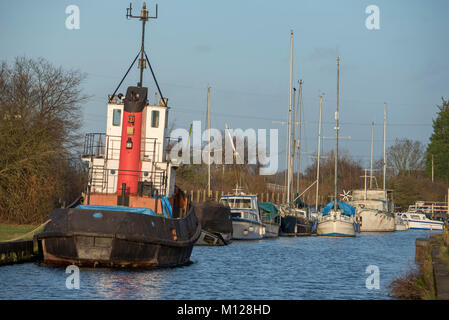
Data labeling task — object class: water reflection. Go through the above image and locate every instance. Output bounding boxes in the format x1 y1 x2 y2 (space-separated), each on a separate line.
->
92 269 173 299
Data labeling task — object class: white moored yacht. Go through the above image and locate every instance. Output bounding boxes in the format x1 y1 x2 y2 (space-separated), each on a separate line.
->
317 201 356 237
316 56 356 238
219 193 265 240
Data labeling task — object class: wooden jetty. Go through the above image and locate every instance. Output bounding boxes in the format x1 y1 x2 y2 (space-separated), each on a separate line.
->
0 238 42 266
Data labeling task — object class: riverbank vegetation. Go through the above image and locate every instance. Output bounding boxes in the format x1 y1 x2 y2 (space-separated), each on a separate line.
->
0 57 88 224
389 231 449 300
388 258 436 300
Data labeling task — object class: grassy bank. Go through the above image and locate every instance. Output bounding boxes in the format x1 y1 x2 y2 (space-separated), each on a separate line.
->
0 224 38 242
389 231 449 300
388 257 436 299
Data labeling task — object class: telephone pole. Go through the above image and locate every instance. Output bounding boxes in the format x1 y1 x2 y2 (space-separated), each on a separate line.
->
383 102 387 190
370 121 374 189
432 154 434 183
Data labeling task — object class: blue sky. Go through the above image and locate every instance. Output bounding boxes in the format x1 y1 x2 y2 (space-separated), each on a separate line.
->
1 0 448 173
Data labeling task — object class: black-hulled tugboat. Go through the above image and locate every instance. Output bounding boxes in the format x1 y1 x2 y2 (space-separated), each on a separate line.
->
37 3 201 268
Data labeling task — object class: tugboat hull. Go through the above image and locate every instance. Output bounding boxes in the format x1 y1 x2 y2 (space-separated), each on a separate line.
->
37 207 201 268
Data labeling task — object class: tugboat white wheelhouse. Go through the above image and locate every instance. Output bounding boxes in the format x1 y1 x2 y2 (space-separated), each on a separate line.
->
37 3 201 268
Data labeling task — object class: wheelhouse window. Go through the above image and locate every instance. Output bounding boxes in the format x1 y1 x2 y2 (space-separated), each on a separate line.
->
112 109 121 126
219 198 252 209
151 110 160 128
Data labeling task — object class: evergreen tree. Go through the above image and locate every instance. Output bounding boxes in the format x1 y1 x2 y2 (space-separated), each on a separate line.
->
426 97 449 181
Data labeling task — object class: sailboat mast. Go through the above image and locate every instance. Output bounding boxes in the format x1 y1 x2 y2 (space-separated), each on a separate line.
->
207 87 211 196
370 121 374 189
334 56 340 211
287 30 294 203
297 80 303 196
315 95 323 211
291 87 296 201
383 102 387 190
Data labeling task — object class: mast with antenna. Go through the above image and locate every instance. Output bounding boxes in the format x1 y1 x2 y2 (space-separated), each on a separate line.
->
334 56 340 211
126 2 158 87
109 3 167 106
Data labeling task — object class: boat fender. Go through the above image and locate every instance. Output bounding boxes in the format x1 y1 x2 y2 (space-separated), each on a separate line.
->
171 228 178 241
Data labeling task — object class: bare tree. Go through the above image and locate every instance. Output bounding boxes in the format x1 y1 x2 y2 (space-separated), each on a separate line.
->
387 138 426 176
0 57 88 223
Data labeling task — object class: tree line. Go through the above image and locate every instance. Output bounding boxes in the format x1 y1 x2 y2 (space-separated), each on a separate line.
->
0 57 87 224
0 57 448 223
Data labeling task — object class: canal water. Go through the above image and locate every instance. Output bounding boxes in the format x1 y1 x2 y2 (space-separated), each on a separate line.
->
0 230 436 300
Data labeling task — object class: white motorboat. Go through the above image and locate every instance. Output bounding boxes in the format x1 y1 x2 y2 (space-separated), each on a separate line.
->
219 194 265 240
394 212 409 231
400 212 443 231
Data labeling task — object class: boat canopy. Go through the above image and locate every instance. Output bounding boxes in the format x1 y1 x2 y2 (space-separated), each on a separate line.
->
258 202 279 219
322 201 355 216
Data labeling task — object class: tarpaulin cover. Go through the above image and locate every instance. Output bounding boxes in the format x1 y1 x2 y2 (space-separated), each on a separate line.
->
258 202 279 220
322 201 355 216
159 195 173 219
76 204 168 218
193 201 232 234
295 197 307 208
77 196 174 219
